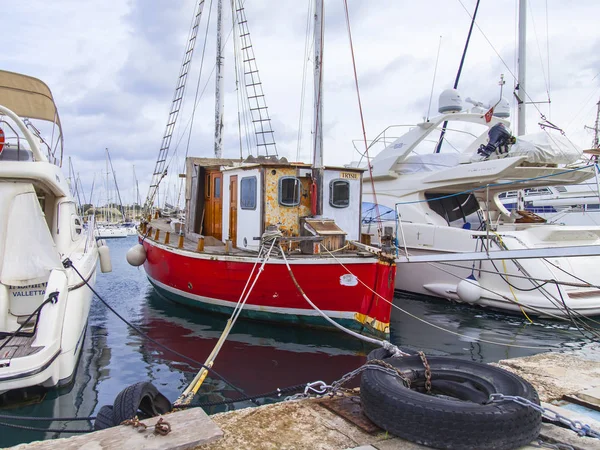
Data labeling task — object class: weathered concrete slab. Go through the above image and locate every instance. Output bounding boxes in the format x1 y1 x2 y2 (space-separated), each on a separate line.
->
568 386 600 409
537 402 600 450
199 399 395 450
495 351 600 402
9 407 222 450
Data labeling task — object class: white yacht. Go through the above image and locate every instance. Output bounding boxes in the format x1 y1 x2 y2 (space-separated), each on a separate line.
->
499 180 600 226
0 70 110 395
363 90 600 318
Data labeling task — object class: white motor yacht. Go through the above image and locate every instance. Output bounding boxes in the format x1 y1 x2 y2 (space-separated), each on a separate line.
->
499 179 600 226
0 70 110 395
363 90 600 318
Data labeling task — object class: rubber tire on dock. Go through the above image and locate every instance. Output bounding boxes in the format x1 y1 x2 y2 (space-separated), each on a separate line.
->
112 381 172 424
360 352 542 450
93 405 117 430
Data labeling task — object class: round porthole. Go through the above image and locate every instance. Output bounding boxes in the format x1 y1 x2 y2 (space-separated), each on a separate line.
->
271 169 277 175
188 282 193 290
243 237 248 247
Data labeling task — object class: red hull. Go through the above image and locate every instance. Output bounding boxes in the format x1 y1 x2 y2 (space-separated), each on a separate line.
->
142 239 395 336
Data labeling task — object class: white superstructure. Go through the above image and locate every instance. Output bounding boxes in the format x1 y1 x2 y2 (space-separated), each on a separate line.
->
363 91 600 318
0 70 109 395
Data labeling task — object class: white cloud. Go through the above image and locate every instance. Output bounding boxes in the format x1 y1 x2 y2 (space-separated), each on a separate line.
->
2 0 599 205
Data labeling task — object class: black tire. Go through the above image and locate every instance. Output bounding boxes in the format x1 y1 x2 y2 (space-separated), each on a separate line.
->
94 405 116 431
360 355 541 450
112 382 172 424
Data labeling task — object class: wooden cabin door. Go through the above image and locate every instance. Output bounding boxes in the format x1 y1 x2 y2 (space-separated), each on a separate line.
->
229 175 238 247
204 171 223 240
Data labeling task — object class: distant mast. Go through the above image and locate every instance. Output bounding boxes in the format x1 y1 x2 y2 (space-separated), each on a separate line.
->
517 0 527 136
214 0 224 158
312 0 324 216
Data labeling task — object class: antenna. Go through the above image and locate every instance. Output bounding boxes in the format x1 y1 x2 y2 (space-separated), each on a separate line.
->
584 99 600 150
426 36 443 121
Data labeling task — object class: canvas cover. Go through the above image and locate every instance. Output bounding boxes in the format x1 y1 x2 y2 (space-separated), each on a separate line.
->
508 132 583 165
395 153 460 174
1 191 61 286
0 70 61 127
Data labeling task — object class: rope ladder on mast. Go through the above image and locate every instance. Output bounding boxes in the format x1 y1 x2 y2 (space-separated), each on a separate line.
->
234 2 277 156
144 1 206 212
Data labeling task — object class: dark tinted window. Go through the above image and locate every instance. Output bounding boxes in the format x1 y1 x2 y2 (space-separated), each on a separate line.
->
425 192 479 224
241 176 257 210
279 177 300 206
329 179 350 208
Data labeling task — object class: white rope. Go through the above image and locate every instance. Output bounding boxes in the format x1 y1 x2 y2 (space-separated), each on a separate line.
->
230 237 277 323
319 244 557 350
278 244 407 356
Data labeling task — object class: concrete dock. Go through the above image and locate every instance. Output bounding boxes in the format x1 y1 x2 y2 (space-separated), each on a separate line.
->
8 347 600 450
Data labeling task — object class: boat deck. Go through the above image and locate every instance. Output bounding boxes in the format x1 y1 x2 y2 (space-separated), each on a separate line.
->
0 334 43 360
142 218 376 259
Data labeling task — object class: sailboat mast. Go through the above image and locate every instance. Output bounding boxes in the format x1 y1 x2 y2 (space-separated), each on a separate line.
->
313 0 324 169
214 0 224 158
312 0 325 216
517 0 527 136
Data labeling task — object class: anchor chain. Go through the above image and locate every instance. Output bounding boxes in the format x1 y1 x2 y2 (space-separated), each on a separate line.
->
284 359 411 401
418 351 432 393
488 393 600 440
121 416 172 436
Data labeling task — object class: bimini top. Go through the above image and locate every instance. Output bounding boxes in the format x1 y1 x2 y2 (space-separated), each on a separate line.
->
0 70 61 129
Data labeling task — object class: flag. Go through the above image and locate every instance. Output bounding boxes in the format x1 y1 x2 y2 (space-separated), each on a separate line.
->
484 107 494 123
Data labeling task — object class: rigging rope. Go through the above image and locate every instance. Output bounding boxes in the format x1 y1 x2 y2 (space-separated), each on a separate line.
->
62 258 254 403
279 244 406 356
320 244 558 350
342 0 383 240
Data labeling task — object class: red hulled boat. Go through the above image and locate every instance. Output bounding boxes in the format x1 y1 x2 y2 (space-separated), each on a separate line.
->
132 1 396 338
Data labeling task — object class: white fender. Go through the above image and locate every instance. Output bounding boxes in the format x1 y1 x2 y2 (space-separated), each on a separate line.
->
126 244 147 267
457 275 482 304
98 243 112 273
32 269 68 348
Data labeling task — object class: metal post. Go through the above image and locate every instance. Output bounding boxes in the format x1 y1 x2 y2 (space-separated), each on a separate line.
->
517 0 527 136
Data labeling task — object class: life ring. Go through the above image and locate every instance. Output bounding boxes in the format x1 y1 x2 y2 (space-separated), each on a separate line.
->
361 350 541 449
0 127 5 155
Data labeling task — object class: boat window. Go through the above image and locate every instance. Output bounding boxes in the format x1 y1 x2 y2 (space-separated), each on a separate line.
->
74 218 82 234
554 186 567 193
279 177 301 207
214 177 221 199
523 188 550 196
240 176 257 210
425 192 479 224
361 202 397 224
329 179 350 208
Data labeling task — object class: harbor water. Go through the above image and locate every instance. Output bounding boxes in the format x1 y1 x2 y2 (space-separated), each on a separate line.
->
1 236 597 447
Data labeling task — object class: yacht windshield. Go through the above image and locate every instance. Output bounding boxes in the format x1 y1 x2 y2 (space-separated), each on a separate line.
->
425 193 480 225
361 202 397 224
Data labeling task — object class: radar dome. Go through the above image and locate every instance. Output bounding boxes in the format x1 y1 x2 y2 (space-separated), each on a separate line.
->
438 89 463 113
489 96 510 118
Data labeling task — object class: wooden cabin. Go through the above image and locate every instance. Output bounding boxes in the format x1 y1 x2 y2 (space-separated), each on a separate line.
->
184 156 364 252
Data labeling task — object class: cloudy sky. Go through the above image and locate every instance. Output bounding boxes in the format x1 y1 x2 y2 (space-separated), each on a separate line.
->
2 0 599 207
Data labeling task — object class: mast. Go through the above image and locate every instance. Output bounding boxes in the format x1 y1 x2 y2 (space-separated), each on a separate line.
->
435 0 480 153
214 0 224 158
517 0 527 135
312 0 324 216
